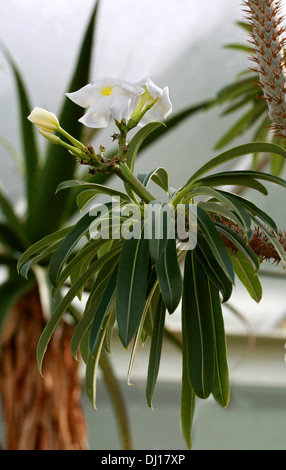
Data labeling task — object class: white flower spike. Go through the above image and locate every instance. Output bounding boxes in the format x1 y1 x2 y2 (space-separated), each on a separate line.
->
131 77 172 126
66 77 144 128
27 107 60 132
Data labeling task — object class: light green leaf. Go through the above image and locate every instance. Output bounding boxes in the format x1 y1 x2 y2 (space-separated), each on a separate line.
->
231 251 262 303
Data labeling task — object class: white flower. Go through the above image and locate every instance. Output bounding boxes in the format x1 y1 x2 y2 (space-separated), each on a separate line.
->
27 107 60 132
131 77 172 126
65 77 144 128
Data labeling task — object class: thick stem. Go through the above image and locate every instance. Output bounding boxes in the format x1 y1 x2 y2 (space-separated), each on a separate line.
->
117 163 155 204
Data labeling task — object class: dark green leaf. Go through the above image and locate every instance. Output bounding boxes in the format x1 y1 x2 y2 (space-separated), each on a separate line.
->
190 206 235 284
182 249 215 399
89 266 118 354
127 122 165 172
146 201 173 263
195 234 233 303
116 234 150 347
146 296 166 408
209 280 230 408
49 204 111 287
155 237 182 314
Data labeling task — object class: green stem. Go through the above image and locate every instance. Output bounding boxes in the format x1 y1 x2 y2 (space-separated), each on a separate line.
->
117 163 155 204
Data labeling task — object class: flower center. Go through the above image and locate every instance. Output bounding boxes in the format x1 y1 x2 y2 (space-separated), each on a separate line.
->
101 86 113 96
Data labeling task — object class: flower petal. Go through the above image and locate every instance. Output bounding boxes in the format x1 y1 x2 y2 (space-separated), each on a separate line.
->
79 95 113 128
66 84 99 108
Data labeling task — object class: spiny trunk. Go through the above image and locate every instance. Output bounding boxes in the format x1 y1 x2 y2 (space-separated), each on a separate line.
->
0 287 87 450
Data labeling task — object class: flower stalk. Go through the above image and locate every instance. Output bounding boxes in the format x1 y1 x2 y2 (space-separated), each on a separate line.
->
244 0 286 136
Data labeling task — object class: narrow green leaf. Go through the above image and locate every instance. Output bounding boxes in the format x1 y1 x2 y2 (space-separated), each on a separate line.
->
70 256 119 359
146 296 166 408
85 313 111 409
193 172 268 195
146 201 173 263
48 204 111 287
214 102 265 149
182 249 216 399
217 190 278 236
137 167 169 193
181 285 196 450
208 280 230 408
185 142 286 187
215 221 260 272
116 234 150 347
231 251 262 302
190 206 235 284
17 226 72 274
37 246 121 375
195 234 233 303
155 237 182 314
127 122 165 171
89 267 118 354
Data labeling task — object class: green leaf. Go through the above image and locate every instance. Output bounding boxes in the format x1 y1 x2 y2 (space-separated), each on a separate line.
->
85 312 112 409
217 190 278 236
214 102 266 149
185 142 286 187
0 42 39 210
48 204 111 287
56 179 131 209
17 226 72 274
193 172 268 195
189 206 235 284
146 296 166 408
137 167 169 193
127 122 166 172
29 1 100 240
182 249 215 399
195 234 233 303
37 246 122 375
231 251 262 303
215 221 260 272
181 346 196 450
116 234 150 347
146 201 173 263
209 280 230 408
155 237 182 314
89 266 118 354
70 256 120 359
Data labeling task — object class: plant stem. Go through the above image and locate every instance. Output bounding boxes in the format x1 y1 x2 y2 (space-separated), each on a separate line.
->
117 163 155 204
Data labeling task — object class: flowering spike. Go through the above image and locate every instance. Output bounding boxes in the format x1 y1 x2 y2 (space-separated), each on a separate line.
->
244 0 286 136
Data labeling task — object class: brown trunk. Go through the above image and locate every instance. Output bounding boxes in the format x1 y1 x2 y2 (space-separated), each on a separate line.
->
0 287 87 450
